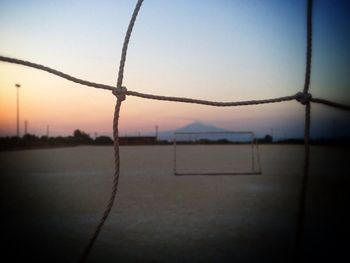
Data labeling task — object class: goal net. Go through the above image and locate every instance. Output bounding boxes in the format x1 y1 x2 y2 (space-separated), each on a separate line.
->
173 131 261 175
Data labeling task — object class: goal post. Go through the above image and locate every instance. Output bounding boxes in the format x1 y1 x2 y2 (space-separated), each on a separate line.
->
173 131 261 176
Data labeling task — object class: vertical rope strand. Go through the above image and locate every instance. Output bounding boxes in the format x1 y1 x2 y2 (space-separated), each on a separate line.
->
297 0 313 260
79 100 123 263
303 0 313 94
296 103 311 260
79 1 144 262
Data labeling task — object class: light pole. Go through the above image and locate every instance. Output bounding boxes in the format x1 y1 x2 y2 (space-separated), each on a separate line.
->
15 83 21 137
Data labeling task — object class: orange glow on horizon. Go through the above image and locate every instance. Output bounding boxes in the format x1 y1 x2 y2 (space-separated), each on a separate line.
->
1 61 305 138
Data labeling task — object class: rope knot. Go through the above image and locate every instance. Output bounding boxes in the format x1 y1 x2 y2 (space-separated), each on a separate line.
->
296 92 312 105
112 86 127 101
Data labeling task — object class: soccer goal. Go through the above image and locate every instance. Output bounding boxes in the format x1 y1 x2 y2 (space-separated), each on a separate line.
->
173 131 261 176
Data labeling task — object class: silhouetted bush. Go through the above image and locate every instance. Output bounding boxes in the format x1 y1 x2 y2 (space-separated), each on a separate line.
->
94 136 113 145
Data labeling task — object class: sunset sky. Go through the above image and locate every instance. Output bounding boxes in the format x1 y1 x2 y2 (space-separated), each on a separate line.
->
1 0 349 139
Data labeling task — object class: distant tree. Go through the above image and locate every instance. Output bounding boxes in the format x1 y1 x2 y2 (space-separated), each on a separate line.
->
257 134 273 144
40 135 48 141
218 139 229 144
0 136 19 150
22 134 39 141
264 134 273 143
94 136 113 145
73 129 93 144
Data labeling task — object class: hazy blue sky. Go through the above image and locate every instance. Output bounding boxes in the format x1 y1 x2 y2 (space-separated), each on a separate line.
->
0 0 349 139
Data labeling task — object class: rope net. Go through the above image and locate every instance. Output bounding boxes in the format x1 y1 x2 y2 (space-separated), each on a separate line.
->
0 0 349 262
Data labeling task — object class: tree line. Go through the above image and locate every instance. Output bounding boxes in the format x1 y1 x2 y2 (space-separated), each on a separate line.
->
1 130 347 151
0 129 113 151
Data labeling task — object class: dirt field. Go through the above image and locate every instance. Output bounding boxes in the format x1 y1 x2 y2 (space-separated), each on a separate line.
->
1 145 349 262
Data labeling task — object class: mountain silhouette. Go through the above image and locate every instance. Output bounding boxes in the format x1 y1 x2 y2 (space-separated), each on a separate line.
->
175 122 227 133
157 122 227 141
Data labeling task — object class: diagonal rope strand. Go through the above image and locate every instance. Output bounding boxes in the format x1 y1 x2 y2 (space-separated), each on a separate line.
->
1 55 349 110
0 55 114 92
126 90 297 106
310 97 350 111
116 0 144 88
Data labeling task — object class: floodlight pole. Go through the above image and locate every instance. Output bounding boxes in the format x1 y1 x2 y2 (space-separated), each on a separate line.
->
15 83 21 137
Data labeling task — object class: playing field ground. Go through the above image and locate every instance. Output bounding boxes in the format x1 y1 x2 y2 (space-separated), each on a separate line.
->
1 145 349 262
